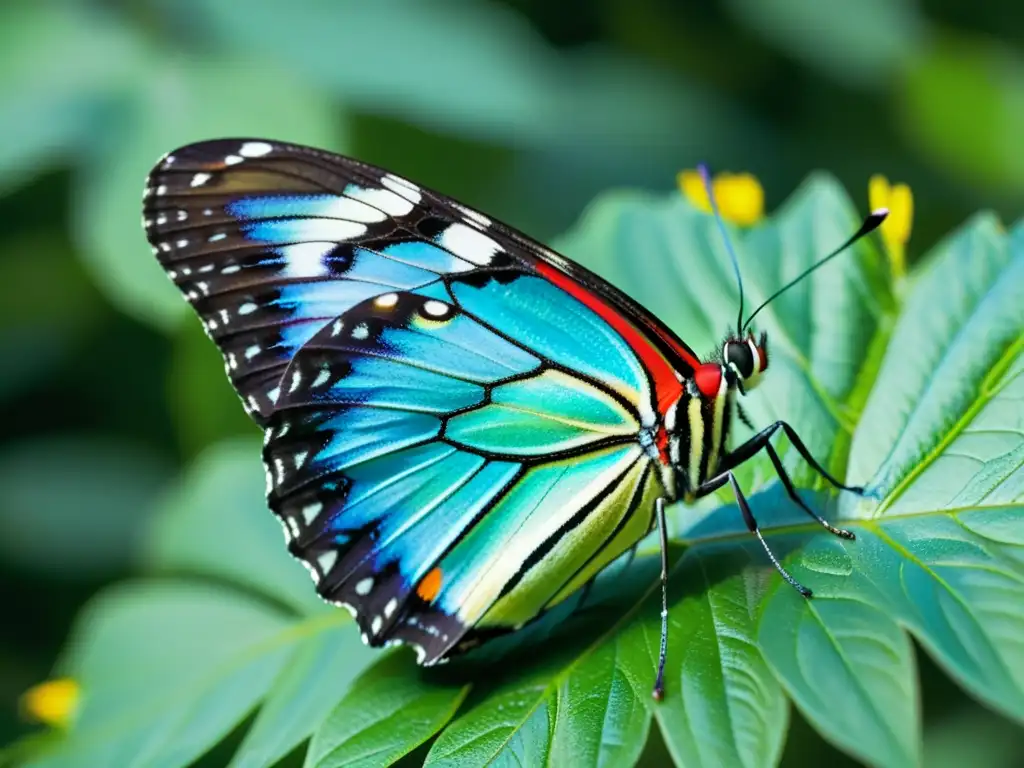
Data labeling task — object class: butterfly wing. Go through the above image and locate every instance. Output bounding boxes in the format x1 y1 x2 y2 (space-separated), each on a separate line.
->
143 139 693 662
264 272 667 662
142 138 700 424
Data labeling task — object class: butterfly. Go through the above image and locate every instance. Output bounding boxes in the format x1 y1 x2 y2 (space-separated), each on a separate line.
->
142 140 885 698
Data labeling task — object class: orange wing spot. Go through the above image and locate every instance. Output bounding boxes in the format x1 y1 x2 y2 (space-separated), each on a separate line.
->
417 567 443 602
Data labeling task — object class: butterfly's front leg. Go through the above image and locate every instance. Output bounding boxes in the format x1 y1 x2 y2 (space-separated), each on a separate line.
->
718 420 858 538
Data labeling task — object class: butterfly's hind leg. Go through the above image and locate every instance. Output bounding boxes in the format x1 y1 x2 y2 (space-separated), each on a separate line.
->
693 472 813 598
763 443 855 539
652 497 670 701
719 420 857 539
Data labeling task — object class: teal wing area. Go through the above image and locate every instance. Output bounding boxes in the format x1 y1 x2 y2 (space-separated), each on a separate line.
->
263 272 666 663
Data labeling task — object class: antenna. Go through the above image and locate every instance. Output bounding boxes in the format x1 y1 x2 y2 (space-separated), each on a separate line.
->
742 208 888 332
698 164 745 335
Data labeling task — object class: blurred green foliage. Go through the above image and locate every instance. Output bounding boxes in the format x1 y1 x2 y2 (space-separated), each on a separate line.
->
2 0 1023 765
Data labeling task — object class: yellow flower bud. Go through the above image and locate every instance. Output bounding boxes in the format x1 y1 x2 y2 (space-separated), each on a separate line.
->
869 174 913 280
20 678 80 728
678 169 764 227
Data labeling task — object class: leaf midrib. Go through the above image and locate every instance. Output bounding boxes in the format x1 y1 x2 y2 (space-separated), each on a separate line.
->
873 301 1024 516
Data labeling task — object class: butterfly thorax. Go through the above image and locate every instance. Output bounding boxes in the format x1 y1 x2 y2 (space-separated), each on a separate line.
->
660 331 769 501
661 365 736 502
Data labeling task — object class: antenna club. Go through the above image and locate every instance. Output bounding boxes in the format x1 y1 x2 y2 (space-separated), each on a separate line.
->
871 207 889 219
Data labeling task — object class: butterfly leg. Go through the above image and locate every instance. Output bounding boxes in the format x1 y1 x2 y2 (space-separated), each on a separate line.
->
764 442 854 539
726 420 863 494
694 471 813 598
720 420 857 538
653 497 670 701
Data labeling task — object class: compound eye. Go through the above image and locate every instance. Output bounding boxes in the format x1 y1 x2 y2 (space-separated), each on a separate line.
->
725 340 755 379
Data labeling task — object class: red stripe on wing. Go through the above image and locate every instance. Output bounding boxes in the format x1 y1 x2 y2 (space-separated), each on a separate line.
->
535 262 686 417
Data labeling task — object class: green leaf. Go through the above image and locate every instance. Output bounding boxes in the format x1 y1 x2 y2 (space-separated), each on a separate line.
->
307 653 469 768
230 625 376 768
74 50 346 331
146 438 322 614
0 4 145 191
25 582 295 768
26 175 1024 768
425 647 652 768
846 216 1023 514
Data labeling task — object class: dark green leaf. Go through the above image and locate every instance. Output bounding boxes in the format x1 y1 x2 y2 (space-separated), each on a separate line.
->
307 653 469 768
146 438 323 614
230 626 376 768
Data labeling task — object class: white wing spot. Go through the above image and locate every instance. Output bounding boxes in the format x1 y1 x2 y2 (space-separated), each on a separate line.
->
156 184 167 195
355 577 374 596
190 172 211 187
317 550 337 574
351 323 369 340
312 365 331 388
156 213 167 225
289 369 302 393
176 210 188 221
239 302 257 315
286 517 300 539
175 238 188 249
208 232 227 242
239 141 273 157
244 344 260 360
331 319 344 337
222 264 240 274
280 242 334 278
267 386 281 404
293 450 309 468
374 292 399 308
224 154 243 165
437 223 501 265
384 598 398 619
371 616 382 634
159 242 171 252
423 300 450 318
302 502 323 525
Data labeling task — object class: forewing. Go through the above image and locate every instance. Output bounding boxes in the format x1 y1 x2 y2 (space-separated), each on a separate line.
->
143 138 698 424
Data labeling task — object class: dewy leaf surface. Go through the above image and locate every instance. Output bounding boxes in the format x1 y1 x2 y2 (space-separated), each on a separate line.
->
31 177 1024 768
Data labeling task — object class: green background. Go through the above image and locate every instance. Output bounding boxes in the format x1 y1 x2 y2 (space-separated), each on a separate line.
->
1 0 1022 765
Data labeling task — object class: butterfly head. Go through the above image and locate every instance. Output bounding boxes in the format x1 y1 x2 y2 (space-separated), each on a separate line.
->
723 331 768 393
